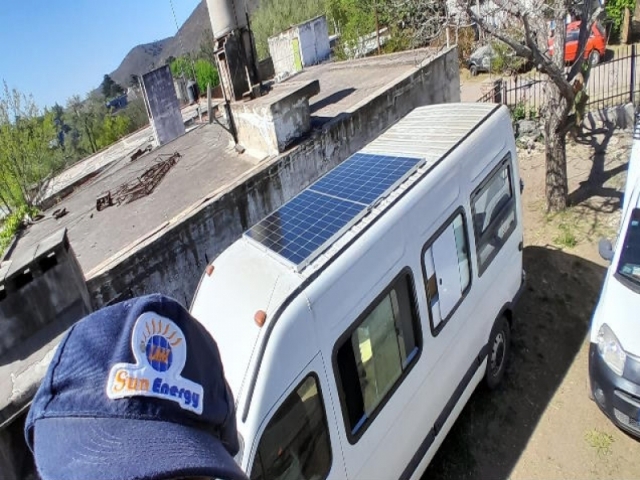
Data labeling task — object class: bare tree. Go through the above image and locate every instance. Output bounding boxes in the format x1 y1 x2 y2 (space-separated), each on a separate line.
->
458 0 602 211
382 0 449 46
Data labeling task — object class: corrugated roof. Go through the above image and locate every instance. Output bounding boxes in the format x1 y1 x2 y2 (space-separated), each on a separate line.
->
362 103 497 164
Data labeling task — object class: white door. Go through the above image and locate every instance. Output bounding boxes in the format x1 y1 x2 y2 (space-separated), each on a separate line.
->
431 225 463 319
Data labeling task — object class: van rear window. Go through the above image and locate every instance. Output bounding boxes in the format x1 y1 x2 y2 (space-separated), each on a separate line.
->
335 272 421 442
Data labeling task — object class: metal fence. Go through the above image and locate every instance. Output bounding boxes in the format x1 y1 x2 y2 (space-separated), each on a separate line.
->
476 44 640 117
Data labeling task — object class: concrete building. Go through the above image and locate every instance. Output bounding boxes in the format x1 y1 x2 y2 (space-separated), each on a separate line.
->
0 47 461 478
268 16 331 81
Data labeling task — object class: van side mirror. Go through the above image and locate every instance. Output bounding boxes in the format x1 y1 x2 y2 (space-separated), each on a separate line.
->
598 238 614 261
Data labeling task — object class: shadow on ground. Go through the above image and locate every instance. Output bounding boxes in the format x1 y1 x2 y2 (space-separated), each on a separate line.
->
423 246 605 480
570 126 625 210
310 88 356 114
603 48 615 63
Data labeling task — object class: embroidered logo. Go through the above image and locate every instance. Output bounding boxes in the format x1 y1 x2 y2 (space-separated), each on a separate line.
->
106 312 203 414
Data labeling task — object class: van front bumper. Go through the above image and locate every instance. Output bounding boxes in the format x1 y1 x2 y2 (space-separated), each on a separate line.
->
589 343 640 438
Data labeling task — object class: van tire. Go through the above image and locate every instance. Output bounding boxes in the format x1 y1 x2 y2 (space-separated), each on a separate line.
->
485 316 510 389
589 50 600 66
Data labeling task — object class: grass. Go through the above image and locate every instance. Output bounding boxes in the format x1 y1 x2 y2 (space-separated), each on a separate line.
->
554 223 579 248
584 428 615 457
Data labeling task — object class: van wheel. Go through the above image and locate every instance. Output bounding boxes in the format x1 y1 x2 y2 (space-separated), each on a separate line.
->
485 316 511 389
470 64 479 76
589 50 600 66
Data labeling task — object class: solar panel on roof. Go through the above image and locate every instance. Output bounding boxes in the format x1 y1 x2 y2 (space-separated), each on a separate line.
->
245 152 424 270
309 153 425 205
246 190 366 267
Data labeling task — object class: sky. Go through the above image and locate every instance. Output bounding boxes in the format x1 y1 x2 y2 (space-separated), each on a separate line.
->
0 0 201 109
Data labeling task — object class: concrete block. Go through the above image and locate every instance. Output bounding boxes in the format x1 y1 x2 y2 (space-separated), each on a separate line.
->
0 229 91 358
232 79 320 156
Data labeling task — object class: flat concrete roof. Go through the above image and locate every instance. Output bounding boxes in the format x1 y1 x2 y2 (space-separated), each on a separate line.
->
13 122 258 275
9 49 436 278
301 49 433 119
0 48 439 421
39 103 203 204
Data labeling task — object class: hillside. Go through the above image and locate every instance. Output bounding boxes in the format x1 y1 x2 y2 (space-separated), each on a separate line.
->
110 1 213 86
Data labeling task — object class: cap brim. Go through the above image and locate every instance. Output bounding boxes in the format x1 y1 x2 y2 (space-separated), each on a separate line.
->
33 417 247 480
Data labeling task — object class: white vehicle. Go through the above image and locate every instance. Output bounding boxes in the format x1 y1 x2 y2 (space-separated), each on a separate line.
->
191 103 525 479
589 116 640 438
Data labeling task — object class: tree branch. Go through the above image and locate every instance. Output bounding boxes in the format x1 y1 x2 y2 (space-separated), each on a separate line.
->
466 7 533 59
567 5 604 82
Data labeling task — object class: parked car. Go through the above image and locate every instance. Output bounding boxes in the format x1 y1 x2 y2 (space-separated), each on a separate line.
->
468 44 495 76
467 43 531 76
548 20 607 65
589 116 640 439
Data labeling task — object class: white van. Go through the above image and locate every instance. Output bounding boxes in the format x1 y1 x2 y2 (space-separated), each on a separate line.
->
589 117 640 438
191 103 525 479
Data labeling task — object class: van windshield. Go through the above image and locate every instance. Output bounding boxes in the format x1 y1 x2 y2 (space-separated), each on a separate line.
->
617 209 640 286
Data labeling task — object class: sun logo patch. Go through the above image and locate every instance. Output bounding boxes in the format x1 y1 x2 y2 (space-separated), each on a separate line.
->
106 312 204 414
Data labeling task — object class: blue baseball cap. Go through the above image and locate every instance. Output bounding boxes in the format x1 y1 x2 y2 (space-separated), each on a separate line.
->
25 294 248 480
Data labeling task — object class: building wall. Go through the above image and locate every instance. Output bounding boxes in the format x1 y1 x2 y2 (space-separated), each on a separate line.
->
268 28 299 80
87 47 460 309
298 16 330 67
269 17 331 80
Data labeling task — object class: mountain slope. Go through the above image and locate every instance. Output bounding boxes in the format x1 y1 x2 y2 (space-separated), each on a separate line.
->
110 1 212 86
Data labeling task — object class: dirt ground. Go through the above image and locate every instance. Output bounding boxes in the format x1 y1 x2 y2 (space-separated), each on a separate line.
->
423 125 640 479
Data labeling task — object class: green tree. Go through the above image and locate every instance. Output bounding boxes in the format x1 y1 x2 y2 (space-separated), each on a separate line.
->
0 82 62 210
101 74 125 99
65 94 106 155
169 57 219 96
605 0 635 39
327 0 376 58
122 97 150 132
128 74 140 88
194 59 219 92
96 114 131 149
170 56 193 79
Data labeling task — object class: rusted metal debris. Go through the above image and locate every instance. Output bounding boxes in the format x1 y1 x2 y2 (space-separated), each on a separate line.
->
96 152 181 211
130 145 152 162
96 191 113 212
52 207 68 219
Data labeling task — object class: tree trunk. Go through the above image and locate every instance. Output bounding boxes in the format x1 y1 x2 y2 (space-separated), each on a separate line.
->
543 81 569 212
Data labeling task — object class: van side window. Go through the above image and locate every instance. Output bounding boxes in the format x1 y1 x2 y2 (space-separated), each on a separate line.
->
471 156 517 274
335 273 420 441
423 212 471 333
250 375 331 480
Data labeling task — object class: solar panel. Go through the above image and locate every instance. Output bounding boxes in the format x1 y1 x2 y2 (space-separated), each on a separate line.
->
245 152 424 270
309 153 425 205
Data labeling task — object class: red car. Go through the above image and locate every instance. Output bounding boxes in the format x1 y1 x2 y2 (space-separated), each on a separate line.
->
549 20 607 65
